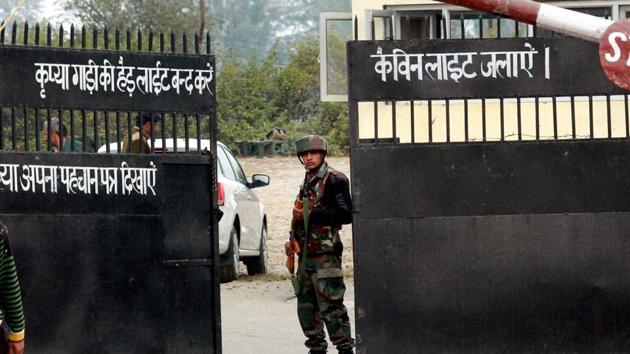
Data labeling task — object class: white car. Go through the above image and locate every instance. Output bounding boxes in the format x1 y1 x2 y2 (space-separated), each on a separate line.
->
98 139 270 282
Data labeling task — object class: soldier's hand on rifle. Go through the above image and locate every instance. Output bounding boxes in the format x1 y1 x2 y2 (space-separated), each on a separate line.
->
293 197 307 220
292 206 303 220
285 241 296 257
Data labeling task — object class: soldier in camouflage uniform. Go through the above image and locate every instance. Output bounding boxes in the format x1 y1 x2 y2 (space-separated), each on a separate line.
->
285 135 354 354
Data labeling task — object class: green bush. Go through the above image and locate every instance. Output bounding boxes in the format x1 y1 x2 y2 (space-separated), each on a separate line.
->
216 36 349 156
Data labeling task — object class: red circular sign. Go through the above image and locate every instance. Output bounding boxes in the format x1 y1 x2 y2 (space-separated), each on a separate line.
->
600 20 630 91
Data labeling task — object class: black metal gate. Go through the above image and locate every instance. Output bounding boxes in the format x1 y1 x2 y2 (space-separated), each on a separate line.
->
348 34 630 353
0 22 220 353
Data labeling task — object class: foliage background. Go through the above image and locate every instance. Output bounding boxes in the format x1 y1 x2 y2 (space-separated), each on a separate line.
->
217 37 349 155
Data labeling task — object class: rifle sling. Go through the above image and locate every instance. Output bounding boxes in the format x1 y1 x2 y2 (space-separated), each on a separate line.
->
298 196 309 291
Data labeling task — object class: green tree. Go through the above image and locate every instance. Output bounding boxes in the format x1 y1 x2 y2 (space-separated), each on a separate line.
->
216 36 349 155
270 38 320 123
61 0 218 36
215 49 279 147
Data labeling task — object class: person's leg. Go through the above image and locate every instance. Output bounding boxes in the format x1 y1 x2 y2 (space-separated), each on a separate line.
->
297 268 328 352
314 256 354 352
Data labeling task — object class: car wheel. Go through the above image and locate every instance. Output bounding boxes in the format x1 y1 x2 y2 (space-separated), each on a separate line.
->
245 223 268 275
220 225 239 283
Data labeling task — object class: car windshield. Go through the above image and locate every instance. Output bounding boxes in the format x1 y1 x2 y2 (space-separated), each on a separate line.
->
217 145 237 181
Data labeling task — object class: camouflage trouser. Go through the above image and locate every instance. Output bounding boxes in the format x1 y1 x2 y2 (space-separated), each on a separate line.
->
296 253 354 352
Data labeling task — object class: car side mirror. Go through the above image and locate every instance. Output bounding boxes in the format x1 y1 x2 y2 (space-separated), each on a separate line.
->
250 174 270 188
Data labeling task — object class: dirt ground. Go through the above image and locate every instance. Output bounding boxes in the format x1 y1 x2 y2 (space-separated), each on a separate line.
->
238 156 354 278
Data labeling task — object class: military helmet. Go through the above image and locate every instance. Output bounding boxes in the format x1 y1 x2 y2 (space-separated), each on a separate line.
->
295 135 328 156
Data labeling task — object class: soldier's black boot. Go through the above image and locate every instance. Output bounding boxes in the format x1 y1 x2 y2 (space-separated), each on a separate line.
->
308 351 326 354
338 349 354 354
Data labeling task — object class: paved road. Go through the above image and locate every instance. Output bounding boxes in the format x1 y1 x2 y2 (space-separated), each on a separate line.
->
220 278 355 354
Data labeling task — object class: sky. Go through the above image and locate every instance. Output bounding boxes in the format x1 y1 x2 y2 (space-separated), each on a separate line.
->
38 1 67 23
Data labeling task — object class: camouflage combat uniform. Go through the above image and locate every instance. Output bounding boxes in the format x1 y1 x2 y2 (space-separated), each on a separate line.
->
292 161 354 353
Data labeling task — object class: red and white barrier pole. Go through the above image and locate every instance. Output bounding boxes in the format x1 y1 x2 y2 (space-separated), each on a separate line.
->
438 0 612 43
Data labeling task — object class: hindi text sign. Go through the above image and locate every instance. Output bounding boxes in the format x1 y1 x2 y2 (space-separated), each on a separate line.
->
349 37 625 101
0 46 215 112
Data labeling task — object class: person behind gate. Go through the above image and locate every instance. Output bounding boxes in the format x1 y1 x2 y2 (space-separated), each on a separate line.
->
285 135 354 354
42 117 93 153
0 223 25 354
123 112 161 153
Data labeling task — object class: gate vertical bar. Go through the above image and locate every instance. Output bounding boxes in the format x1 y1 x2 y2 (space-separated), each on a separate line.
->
81 110 87 152
23 108 27 152
70 110 76 152
534 96 540 141
127 112 132 151
70 24 75 48
479 14 484 38
571 96 576 139
482 98 487 141
194 33 199 54
0 107 3 150
35 109 40 151
626 95 629 138
607 95 612 138
11 108 15 150
500 98 504 141
446 99 451 143
428 99 433 143
410 101 415 143
23 21 28 43
392 102 396 143
374 102 379 141
149 114 155 153
185 113 190 152
46 108 51 151
105 111 110 153
11 21 16 45
94 109 99 151
173 113 178 153
196 113 201 152
517 97 522 141
160 112 166 152
465 99 469 142
589 96 594 139
59 24 63 47
552 96 557 140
